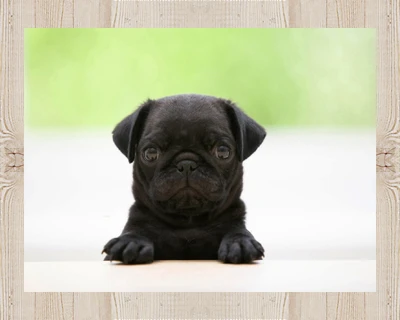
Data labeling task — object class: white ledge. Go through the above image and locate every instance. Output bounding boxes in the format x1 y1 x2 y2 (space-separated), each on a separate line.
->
25 259 376 292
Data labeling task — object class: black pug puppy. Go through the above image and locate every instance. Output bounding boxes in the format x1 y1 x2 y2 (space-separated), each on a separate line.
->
102 94 266 264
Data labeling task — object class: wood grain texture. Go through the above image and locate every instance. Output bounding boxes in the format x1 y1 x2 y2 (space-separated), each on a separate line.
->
111 1 288 28
111 293 288 319
289 0 327 27
326 0 367 27
374 0 400 320
32 293 73 320
74 293 111 320
1 0 25 319
0 0 397 319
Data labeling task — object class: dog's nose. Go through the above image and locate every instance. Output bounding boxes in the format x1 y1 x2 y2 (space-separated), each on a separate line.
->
176 160 198 174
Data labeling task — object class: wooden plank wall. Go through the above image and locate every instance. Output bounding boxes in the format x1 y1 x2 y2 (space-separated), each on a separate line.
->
0 0 398 319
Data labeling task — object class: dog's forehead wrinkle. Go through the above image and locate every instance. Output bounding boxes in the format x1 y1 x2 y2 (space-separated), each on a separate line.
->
144 107 231 141
141 129 168 144
159 108 224 124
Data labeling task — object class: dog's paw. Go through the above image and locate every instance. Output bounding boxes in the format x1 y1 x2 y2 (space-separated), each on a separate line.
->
102 234 154 264
218 235 264 264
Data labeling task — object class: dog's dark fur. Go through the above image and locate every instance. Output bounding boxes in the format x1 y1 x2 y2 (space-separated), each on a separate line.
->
102 94 266 264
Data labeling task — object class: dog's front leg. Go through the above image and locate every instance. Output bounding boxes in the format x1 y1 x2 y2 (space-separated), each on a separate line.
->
218 227 264 264
102 224 154 265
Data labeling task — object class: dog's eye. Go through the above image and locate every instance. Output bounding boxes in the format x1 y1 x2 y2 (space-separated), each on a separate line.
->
215 145 230 159
143 148 159 162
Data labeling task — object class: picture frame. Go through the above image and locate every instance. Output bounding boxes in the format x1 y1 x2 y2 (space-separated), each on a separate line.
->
1 0 397 319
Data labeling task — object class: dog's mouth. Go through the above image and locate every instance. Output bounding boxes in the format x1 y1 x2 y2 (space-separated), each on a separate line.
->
154 186 217 218
151 169 224 203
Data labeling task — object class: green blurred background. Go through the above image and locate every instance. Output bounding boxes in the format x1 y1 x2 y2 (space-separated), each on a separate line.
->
25 29 375 128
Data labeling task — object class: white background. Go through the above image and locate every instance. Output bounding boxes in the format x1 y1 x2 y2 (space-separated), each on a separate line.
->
25 127 375 263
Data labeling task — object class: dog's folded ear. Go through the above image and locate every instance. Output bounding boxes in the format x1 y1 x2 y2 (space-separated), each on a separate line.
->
221 99 267 161
112 99 154 163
